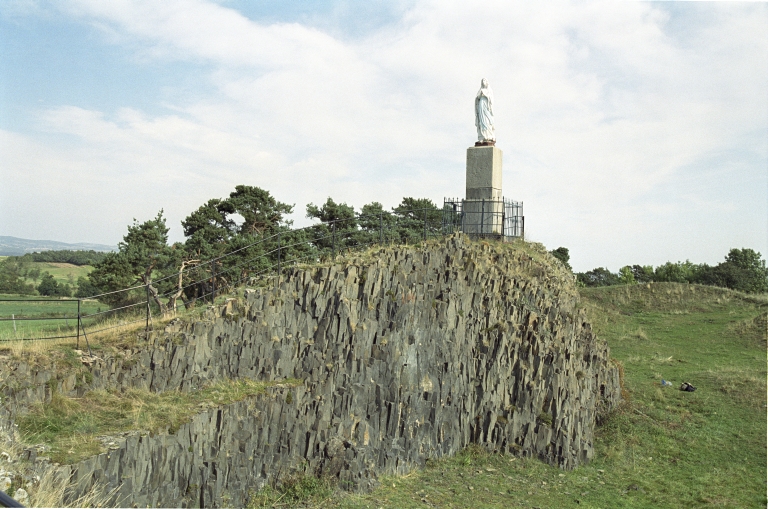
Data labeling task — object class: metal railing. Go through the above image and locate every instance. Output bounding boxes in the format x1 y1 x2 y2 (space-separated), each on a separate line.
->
442 197 524 239
0 207 446 344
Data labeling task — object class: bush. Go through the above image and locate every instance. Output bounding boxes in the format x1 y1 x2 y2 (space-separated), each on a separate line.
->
550 247 572 271
36 273 72 297
618 266 636 285
74 276 100 298
577 267 620 287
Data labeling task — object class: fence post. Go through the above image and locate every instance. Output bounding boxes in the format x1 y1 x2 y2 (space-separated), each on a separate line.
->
77 299 81 350
276 231 281 290
379 211 383 245
145 283 150 334
423 208 428 241
212 260 217 302
331 222 336 259
78 313 93 357
480 199 485 236
502 208 507 238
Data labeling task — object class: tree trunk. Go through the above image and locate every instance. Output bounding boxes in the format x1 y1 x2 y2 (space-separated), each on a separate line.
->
140 268 167 316
167 260 199 315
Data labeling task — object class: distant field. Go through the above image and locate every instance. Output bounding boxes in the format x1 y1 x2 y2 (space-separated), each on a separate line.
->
0 295 103 341
1 256 94 288
25 261 93 287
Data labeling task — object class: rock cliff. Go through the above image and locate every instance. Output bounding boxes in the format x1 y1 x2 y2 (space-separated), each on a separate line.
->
0 235 621 507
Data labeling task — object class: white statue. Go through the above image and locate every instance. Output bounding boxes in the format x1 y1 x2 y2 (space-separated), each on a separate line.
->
475 78 495 143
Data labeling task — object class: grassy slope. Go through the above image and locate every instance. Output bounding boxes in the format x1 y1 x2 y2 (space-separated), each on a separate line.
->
25 261 93 287
311 283 766 509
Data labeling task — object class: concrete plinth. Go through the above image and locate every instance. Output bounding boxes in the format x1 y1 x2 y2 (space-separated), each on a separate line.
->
466 145 502 200
465 145 503 235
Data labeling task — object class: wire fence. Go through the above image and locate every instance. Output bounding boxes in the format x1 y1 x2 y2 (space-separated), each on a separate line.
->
0 207 449 346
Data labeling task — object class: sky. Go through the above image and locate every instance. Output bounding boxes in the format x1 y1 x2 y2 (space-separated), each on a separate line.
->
1 0 766 272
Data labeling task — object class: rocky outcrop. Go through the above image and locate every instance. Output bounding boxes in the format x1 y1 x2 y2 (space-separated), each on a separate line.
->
0 235 621 507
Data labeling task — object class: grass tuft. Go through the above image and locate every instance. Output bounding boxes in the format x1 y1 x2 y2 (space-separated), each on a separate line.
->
248 475 334 509
17 378 300 464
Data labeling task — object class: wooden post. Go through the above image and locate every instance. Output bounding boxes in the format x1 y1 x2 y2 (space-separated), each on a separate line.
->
77 299 81 349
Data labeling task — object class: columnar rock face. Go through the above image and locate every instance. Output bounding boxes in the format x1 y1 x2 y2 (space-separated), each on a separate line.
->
0 235 621 508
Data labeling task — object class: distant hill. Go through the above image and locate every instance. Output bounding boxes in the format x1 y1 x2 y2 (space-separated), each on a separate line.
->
0 236 116 256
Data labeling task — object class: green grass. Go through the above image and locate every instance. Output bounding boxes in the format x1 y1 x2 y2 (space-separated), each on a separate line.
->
249 475 335 508
18 378 301 465
0 295 103 340
23 261 93 287
277 282 766 509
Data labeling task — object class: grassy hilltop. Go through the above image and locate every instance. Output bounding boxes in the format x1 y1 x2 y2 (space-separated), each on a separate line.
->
286 282 766 509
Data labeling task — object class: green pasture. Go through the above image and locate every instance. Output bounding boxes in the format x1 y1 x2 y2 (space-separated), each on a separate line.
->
264 283 766 509
0 295 103 340
25 261 93 287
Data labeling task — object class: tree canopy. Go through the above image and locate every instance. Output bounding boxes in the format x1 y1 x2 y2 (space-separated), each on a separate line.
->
0 258 35 295
549 247 571 271
88 211 181 308
36 273 72 297
14 250 108 266
72 187 768 316
575 248 768 293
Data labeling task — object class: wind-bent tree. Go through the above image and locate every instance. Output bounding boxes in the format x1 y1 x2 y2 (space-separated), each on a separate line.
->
306 196 441 253
306 198 360 253
227 185 294 237
182 198 235 260
391 197 441 244
88 211 181 311
181 186 311 303
359 201 397 244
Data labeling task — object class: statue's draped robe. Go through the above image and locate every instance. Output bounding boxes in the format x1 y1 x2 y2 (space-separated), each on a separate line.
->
475 90 495 142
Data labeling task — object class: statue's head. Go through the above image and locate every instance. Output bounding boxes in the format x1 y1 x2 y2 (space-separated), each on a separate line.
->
481 78 488 88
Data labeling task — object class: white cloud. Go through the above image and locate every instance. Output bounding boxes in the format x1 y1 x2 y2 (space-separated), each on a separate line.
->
2 0 765 270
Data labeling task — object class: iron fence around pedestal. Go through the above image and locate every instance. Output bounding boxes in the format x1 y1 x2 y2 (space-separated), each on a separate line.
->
442 197 524 239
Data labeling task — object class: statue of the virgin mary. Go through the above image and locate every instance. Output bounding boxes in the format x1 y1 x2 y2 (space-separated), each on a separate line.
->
475 78 495 144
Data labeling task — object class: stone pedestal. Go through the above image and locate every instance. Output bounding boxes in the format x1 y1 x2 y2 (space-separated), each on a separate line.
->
465 146 503 235
466 146 502 200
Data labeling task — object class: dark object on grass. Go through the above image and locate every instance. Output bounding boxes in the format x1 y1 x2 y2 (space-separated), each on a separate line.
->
680 382 696 392
0 490 25 508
